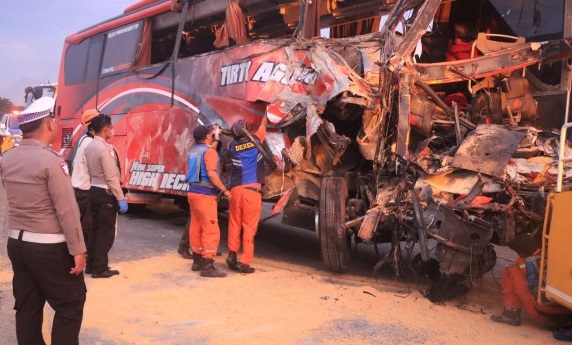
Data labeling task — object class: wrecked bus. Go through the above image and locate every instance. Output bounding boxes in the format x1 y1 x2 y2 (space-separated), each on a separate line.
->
53 0 572 285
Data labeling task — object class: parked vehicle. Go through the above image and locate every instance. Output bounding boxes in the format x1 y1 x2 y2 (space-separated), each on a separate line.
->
23 83 57 108
0 113 22 153
52 0 572 292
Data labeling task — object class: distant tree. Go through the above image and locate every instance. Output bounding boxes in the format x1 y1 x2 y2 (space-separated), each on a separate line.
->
0 98 15 115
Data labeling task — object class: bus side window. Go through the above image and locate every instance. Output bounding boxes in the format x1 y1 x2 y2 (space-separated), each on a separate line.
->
64 40 90 85
100 21 142 77
527 61 563 87
65 35 105 85
149 12 220 65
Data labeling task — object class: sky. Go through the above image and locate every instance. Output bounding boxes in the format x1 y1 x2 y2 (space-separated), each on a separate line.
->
0 0 136 106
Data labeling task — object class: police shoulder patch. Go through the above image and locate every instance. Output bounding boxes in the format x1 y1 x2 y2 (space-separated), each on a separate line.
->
60 162 70 176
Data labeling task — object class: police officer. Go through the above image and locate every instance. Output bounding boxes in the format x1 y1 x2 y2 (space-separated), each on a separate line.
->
84 114 128 278
0 97 87 345
71 109 98 272
187 124 230 277
226 116 267 274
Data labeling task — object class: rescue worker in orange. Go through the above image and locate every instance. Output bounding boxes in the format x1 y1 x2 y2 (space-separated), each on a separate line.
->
84 114 128 278
491 233 572 328
0 97 87 345
226 116 267 274
187 124 230 277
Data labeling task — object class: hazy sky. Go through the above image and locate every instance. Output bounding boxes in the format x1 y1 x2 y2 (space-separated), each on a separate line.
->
0 0 135 106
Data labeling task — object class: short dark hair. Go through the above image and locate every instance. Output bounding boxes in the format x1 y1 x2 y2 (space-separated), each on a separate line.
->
90 114 112 133
231 120 247 140
193 124 213 141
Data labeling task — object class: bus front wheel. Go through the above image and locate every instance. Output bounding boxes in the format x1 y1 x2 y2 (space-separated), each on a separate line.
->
318 176 351 272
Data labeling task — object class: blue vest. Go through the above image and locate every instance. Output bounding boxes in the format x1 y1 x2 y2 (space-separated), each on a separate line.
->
229 137 264 188
187 144 218 196
525 255 541 296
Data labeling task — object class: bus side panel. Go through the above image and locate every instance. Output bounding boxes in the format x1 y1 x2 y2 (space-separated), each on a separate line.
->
545 191 572 309
123 108 198 196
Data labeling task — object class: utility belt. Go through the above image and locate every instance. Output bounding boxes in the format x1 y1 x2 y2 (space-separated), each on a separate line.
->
9 230 66 244
90 184 117 198
73 187 90 194
189 182 215 188
244 186 262 194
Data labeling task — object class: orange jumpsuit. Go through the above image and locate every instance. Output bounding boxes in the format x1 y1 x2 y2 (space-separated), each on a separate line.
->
188 148 221 259
501 256 570 328
227 121 266 266
228 186 262 265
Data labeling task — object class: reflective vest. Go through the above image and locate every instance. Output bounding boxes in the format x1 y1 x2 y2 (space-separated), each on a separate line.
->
186 144 218 195
229 137 264 188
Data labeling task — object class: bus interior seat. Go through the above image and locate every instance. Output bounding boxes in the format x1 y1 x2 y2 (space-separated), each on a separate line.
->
469 33 527 94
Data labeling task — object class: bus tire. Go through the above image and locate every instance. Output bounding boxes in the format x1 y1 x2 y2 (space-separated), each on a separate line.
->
318 176 351 272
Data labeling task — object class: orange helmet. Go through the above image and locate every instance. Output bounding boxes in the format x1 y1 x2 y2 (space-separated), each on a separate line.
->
81 109 100 125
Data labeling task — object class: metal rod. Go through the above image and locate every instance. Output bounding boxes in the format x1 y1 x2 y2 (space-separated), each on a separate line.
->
557 68 572 192
557 122 572 192
414 79 477 130
564 67 572 125
452 101 462 146
170 0 191 106
342 216 365 229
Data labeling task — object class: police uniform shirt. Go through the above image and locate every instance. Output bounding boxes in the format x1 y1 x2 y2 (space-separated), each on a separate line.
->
0 139 86 255
84 136 125 200
71 135 93 190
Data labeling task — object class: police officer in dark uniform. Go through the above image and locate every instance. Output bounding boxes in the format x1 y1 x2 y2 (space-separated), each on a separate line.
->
0 97 87 345
84 114 128 278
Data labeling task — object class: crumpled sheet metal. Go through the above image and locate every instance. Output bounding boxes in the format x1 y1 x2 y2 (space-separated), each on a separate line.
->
451 124 525 177
414 170 504 200
261 44 371 108
357 109 385 161
261 43 370 177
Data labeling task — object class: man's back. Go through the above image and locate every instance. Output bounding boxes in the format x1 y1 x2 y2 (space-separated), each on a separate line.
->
84 136 124 200
71 135 94 190
1 138 85 253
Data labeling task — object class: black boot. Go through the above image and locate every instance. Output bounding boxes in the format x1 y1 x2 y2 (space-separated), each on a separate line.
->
491 308 521 326
200 259 227 278
237 262 255 274
191 253 204 271
178 244 193 260
226 251 238 270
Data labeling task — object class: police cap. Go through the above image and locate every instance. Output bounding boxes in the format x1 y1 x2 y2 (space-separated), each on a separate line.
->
17 97 55 125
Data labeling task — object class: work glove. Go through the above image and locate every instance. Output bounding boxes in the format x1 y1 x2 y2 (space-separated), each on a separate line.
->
212 125 221 141
118 199 128 214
